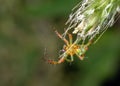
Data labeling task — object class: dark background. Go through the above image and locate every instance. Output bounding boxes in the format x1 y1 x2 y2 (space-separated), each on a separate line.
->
0 0 120 86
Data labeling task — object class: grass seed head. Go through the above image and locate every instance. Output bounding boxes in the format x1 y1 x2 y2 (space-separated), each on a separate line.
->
65 0 120 42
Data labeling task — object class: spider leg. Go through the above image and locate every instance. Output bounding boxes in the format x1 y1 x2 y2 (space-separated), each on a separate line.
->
75 53 84 60
65 55 74 62
46 59 58 65
79 54 85 60
58 57 65 64
48 54 68 64
68 33 73 45
84 40 92 51
55 30 69 46
85 40 92 47
46 57 65 65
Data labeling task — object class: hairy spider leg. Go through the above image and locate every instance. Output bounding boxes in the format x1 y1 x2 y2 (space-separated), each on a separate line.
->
47 60 60 65
84 40 92 50
68 33 72 45
46 54 68 65
75 52 84 60
55 30 69 46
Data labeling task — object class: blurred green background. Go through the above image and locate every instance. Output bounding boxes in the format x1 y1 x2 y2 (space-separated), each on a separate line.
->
0 0 120 86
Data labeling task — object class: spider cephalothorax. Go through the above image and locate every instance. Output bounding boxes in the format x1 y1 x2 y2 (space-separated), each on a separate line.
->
45 30 91 64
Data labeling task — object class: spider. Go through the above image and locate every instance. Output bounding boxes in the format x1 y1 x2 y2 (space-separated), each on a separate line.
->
45 30 92 64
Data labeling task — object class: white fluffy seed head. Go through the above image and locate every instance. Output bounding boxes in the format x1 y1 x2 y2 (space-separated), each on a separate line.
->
64 0 120 42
